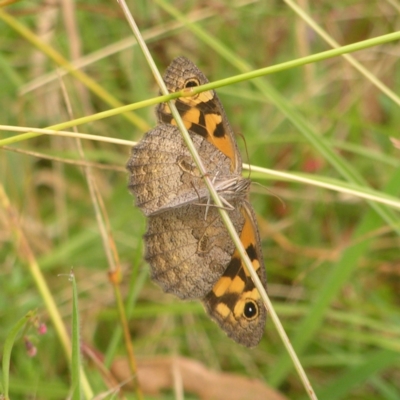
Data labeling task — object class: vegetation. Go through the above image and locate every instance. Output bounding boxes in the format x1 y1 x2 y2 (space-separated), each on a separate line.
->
1 1 399 399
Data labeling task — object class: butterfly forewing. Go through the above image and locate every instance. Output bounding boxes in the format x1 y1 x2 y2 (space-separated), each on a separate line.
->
156 56 242 173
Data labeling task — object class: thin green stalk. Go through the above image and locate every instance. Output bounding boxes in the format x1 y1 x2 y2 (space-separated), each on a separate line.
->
269 166 400 386
284 0 400 107
2 29 400 148
0 185 94 399
122 1 317 398
248 165 400 211
313 350 399 400
0 8 148 131
1 311 36 400
70 272 81 400
0 93 172 147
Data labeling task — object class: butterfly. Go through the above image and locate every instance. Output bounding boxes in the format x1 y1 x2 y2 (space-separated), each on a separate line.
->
127 57 267 347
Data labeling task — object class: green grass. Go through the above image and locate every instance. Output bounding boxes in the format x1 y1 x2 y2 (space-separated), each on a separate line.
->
1 1 400 399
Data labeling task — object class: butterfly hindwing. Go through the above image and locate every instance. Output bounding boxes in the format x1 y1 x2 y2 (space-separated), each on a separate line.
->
202 201 267 347
144 200 246 299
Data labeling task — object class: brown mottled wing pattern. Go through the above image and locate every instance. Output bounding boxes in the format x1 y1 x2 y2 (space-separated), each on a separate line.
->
127 124 239 216
144 200 245 300
126 57 268 347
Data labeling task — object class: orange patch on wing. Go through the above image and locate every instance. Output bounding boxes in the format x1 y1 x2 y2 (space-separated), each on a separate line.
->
181 93 237 170
228 275 245 294
239 210 261 275
204 113 222 135
180 91 213 107
216 303 231 318
171 118 193 131
196 91 214 103
211 135 236 169
184 108 202 127
233 298 246 317
213 276 233 297
204 113 237 169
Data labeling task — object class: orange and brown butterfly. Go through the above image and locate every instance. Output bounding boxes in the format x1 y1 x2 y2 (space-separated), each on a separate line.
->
127 57 267 347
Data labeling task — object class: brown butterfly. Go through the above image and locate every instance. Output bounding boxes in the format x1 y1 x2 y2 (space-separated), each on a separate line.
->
127 57 267 347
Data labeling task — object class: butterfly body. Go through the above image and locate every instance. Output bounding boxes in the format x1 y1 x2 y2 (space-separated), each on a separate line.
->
127 57 267 347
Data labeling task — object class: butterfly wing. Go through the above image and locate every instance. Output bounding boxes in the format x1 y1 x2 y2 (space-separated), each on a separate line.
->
144 201 246 299
127 124 239 216
156 56 242 173
202 201 267 347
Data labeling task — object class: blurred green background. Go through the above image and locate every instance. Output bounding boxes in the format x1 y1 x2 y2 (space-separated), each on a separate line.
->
1 1 400 399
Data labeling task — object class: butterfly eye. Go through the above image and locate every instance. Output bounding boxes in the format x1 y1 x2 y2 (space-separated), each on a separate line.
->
184 78 200 88
243 301 258 320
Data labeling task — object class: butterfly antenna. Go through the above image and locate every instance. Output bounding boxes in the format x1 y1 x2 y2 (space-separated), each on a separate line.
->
237 131 251 178
251 181 286 210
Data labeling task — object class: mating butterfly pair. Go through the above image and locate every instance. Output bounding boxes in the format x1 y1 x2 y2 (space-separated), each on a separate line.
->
127 57 267 347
